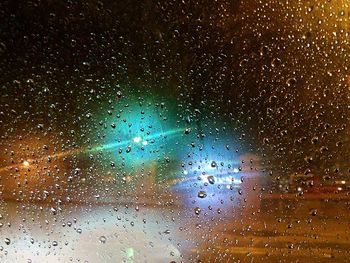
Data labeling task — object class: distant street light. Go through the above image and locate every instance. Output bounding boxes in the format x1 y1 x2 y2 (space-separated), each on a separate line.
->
23 161 30 167
133 137 142 143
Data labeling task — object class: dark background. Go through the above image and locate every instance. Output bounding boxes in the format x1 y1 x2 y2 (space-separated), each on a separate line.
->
0 0 348 176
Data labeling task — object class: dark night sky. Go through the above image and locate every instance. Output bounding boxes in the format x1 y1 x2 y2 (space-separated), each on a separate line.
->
0 0 348 174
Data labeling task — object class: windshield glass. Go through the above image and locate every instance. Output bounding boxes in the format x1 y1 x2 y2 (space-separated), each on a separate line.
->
0 0 349 262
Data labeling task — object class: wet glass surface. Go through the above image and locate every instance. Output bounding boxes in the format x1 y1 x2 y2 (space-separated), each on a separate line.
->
0 0 349 262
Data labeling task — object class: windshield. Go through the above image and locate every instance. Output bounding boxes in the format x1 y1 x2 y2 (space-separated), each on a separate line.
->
0 0 349 262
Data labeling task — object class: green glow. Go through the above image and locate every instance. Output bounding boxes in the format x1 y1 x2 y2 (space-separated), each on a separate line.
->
126 247 134 262
79 89 187 172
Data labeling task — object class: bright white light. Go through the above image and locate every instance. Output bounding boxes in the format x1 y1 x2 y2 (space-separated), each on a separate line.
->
133 137 142 143
233 168 239 173
200 174 207 181
183 170 188 175
23 161 30 167
142 140 148 146
199 175 241 185
231 178 241 184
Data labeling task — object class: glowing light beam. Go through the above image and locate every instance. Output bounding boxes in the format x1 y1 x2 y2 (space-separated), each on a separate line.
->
0 128 185 173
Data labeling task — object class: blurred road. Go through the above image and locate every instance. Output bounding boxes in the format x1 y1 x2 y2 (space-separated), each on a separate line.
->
186 196 350 263
0 200 184 263
0 191 350 262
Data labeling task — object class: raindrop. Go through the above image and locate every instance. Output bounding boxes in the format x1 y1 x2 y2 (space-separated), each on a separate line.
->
286 78 297 87
194 207 201 215
271 58 281 67
198 191 207 198
99 236 107 244
310 209 317 216
50 207 57 215
207 176 215 184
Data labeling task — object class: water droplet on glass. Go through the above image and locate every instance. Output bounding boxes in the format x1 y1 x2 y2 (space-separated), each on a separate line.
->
310 209 317 216
198 191 207 198
50 207 57 215
207 176 215 184
99 236 107 244
271 57 281 67
194 207 201 215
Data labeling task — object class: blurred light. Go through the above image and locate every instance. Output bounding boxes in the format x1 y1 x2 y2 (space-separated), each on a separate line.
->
231 178 241 184
200 174 241 185
200 174 207 181
23 161 30 167
340 180 346 184
233 168 239 173
337 187 343 191
126 247 134 259
183 170 188 175
133 137 142 143
142 140 148 146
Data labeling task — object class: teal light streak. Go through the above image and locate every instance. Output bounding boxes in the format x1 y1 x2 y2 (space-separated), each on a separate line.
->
86 127 184 153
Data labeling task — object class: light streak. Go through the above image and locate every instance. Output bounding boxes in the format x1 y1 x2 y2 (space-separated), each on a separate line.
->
0 128 185 173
